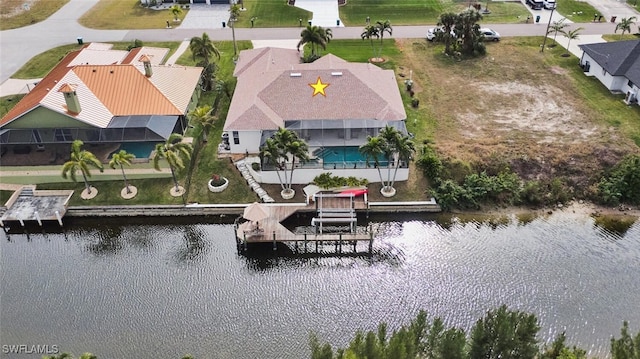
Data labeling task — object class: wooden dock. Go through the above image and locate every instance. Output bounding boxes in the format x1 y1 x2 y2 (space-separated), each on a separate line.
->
235 193 375 255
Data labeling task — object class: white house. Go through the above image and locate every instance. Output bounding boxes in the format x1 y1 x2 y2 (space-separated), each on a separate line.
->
222 47 409 185
578 40 640 105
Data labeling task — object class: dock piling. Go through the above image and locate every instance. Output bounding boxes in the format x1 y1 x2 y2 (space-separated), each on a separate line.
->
55 211 63 227
34 211 42 226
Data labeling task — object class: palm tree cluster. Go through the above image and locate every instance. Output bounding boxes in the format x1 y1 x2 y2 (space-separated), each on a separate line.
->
435 10 485 57
189 33 220 91
359 125 415 196
297 25 333 61
259 128 310 197
361 20 393 61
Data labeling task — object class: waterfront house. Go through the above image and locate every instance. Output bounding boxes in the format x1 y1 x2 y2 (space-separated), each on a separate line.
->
578 40 640 105
0 43 203 165
222 47 409 184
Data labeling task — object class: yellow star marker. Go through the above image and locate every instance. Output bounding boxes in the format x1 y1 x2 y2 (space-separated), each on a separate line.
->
309 76 329 97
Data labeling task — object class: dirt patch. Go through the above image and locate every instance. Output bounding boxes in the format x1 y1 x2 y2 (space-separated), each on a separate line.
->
396 38 639 192
0 0 37 18
458 81 597 143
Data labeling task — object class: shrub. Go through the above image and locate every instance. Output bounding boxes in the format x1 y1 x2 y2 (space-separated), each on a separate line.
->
313 172 368 189
597 154 640 205
416 146 443 184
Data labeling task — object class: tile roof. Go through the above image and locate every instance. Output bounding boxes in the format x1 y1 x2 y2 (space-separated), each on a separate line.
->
224 49 406 131
1 44 202 129
122 47 170 65
579 40 640 85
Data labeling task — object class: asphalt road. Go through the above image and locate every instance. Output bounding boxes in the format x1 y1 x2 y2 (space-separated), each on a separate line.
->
0 0 629 84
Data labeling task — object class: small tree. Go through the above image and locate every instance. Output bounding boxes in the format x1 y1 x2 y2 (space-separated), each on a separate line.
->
152 133 193 194
170 4 183 22
298 25 332 58
615 16 637 38
61 140 104 196
361 24 380 61
548 18 569 45
375 20 393 60
109 150 136 195
561 27 584 56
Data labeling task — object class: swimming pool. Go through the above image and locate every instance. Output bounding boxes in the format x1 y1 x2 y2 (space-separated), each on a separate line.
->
118 142 158 159
318 146 388 169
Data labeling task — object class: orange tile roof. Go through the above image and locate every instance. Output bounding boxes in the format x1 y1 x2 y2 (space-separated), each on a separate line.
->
1 45 201 129
73 65 181 116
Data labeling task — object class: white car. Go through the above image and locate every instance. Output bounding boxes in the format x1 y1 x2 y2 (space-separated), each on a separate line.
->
426 27 455 41
479 28 501 41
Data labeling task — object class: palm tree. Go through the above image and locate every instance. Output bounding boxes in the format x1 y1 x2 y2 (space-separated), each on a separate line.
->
361 24 380 60
188 105 215 143
359 135 387 187
548 18 569 45
152 133 193 194
260 137 286 191
189 33 220 67
61 140 104 196
375 20 393 59
229 4 241 57
388 132 415 190
561 27 583 56
109 150 136 195
298 25 331 57
615 16 637 38
360 126 415 196
438 12 458 55
261 128 309 198
170 4 183 22
457 8 483 56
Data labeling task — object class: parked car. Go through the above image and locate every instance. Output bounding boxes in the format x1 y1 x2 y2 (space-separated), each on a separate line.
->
526 0 543 10
543 0 556 9
479 28 501 41
426 27 456 41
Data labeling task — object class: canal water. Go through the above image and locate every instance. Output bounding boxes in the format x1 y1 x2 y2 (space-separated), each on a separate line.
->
1 210 639 359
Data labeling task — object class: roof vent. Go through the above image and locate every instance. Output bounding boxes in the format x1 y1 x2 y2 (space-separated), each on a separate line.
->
92 69 96 73
290 72 302 77
109 70 114 74
331 72 343 76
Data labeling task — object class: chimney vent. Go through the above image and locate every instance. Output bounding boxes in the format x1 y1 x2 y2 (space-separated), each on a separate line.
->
58 83 81 114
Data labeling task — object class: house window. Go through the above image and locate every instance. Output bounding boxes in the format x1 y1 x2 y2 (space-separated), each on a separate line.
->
233 131 240 145
628 80 635 88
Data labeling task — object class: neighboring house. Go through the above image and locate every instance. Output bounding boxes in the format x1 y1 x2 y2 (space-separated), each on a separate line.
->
578 40 640 105
0 43 203 163
222 47 409 184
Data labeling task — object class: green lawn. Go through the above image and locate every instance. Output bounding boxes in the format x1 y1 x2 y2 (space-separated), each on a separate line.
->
78 0 189 30
232 0 311 28
338 0 530 26
556 0 600 22
0 94 26 119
